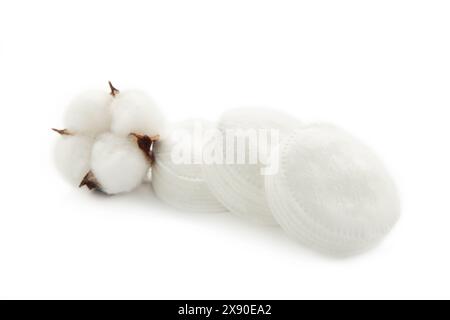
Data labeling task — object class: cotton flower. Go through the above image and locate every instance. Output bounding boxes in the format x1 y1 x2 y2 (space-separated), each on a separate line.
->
89 133 151 195
53 132 94 186
110 90 166 138
63 90 113 136
53 82 164 194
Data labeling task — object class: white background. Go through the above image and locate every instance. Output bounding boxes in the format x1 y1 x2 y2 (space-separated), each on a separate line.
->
0 0 449 299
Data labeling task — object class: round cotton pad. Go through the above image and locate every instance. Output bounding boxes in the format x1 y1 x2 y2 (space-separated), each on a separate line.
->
202 108 302 225
152 119 226 213
265 124 401 256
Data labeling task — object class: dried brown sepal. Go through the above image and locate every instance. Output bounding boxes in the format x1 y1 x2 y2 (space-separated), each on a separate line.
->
150 134 160 142
108 81 120 97
52 128 72 135
79 171 101 190
130 133 156 164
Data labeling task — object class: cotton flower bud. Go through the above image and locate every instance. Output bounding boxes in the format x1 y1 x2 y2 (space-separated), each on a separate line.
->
63 90 113 136
110 90 166 138
53 82 163 193
89 133 151 195
53 131 94 186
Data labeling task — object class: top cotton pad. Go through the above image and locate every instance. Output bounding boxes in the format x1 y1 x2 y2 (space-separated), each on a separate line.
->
265 124 401 256
202 108 302 225
152 119 226 213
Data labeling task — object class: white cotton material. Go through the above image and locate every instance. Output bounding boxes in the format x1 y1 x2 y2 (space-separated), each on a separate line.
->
90 133 149 195
265 124 401 256
152 119 226 213
110 90 166 137
64 90 113 136
202 108 302 225
54 135 94 186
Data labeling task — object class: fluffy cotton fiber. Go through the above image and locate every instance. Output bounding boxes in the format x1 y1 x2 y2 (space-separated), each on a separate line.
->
54 134 94 186
90 133 150 195
110 90 166 138
63 90 113 136
265 124 401 256
202 108 302 225
55 84 168 194
152 119 226 212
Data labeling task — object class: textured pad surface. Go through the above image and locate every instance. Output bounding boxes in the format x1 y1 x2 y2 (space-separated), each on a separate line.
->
152 119 226 213
202 108 302 225
265 124 401 256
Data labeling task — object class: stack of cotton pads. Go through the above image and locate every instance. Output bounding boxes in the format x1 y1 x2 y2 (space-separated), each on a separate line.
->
202 108 302 225
53 84 401 256
152 119 225 212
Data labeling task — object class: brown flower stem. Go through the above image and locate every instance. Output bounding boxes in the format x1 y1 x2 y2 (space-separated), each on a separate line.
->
52 128 72 135
108 81 120 97
150 134 160 142
130 133 156 164
79 171 100 190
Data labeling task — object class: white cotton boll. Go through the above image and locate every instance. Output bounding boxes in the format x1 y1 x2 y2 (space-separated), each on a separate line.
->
202 108 302 225
265 124 401 256
152 119 226 213
64 90 113 136
54 135 94 186
90 133 150 195
110 90 166 137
